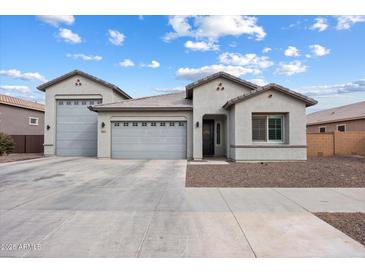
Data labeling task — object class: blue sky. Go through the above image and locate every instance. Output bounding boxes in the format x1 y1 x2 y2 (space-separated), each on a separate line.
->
0 15 364 112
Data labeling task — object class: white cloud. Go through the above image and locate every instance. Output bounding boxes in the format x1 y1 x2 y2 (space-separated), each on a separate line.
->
262 47 272 53
248 79 268 86
336 16 365 30
311 18 328 32
184 40 219 51
0 69 47 83
0 85 31 94
176 51 273 81
143 60 160 69
58 28 82 44
66 53 102 61
299 79 365 96
164 15 266 42
309 44 330 56
164 16 192 41
154 86 185 93
275 61 307 76
219 52 273 69
37 15 75 27
119 59 135 67
176 64 260 81
229 42 237 48
284 46 300 57
108 29 125 46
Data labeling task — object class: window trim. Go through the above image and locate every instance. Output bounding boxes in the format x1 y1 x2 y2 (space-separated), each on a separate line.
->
319 126 326 133
216 121 222 146
252 114 284 143
29 117 39 126
337 124 346 132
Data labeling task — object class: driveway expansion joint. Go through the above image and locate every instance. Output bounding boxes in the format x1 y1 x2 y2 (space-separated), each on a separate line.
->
135 182 170 257
217 188 257 258
272 188 312 213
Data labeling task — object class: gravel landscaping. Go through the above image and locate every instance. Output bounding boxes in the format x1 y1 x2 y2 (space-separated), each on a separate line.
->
315 212 365 246
0 153 43 163
186 156 365 187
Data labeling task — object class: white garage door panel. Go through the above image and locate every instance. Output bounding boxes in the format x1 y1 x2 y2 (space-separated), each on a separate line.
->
112 121 187 159
56 99 100 156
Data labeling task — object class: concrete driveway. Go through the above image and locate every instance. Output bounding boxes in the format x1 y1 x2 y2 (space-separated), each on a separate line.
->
0 157 364 257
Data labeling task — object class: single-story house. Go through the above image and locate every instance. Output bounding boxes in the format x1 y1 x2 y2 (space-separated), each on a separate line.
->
307 101 365 133
37 70 317 161
0 94 45 153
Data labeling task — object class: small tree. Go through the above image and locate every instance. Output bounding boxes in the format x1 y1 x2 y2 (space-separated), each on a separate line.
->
0 133 15 155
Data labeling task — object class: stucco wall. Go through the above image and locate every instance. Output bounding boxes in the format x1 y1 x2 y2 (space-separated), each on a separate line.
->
231 88 307 161
43 74 126 156
307 118 365 133
0 104 44 135
96 111 193 159
192 77 252 159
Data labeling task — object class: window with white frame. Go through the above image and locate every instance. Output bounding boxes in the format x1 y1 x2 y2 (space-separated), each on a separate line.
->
216 122 221 145
29 117 39 126
319 127 326 133
252 114 284 142
337 124 346 132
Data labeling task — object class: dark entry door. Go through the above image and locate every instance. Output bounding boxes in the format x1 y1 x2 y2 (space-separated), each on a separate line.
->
203 119 214 156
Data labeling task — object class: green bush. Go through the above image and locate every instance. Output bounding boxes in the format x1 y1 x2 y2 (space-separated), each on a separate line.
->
0 132 15 155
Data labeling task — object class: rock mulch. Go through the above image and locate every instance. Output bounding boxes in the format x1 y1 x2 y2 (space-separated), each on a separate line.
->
186 156 365 187
315 212 365 246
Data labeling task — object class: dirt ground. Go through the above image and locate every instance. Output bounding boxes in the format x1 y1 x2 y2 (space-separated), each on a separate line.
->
315 212 365 246
0 153 43 163
186 156 365 187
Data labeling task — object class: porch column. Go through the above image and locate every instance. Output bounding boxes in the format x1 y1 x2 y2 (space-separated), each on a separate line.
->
193 114 203 160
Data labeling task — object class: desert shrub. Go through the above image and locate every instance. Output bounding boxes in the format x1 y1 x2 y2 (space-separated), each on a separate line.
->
0 132 15 155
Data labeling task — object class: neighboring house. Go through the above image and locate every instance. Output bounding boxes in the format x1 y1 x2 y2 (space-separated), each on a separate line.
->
38 70 317 161
307 101 365 133
0 94 45 153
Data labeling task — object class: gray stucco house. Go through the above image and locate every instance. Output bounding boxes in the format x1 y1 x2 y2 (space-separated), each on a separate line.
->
38 70 317 161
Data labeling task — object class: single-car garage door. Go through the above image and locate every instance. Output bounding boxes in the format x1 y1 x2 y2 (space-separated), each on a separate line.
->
111 121 187 159
56 99 101 156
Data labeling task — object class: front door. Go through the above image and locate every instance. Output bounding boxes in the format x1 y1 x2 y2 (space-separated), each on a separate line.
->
203 119 214 156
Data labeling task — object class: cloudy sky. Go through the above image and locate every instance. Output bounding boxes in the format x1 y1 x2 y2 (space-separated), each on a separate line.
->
0 15 364 112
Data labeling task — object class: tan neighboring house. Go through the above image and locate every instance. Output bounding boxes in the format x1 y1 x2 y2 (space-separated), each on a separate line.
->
0 94 45 153
38 70 317 161
307 101 365 133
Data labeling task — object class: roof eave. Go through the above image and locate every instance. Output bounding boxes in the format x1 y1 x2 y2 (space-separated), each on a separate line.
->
0 102 44 112
307 115 365 126
222 84 317 109
185 71 258 99
89 106 193 112
37 70 132 99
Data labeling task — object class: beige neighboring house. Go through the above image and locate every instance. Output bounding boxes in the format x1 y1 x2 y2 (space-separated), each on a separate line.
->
0 94 45 153
38 70 317 161
307 101 365 133
0 94 44 135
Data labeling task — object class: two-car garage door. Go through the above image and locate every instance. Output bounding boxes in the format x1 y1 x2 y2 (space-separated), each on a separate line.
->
111 121 187 159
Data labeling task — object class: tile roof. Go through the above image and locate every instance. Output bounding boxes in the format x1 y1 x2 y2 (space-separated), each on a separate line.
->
307 100 365 125
223 83 317 109
89 91 192 112
0 94 44 112
37 69 132 99
185 71 258 99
